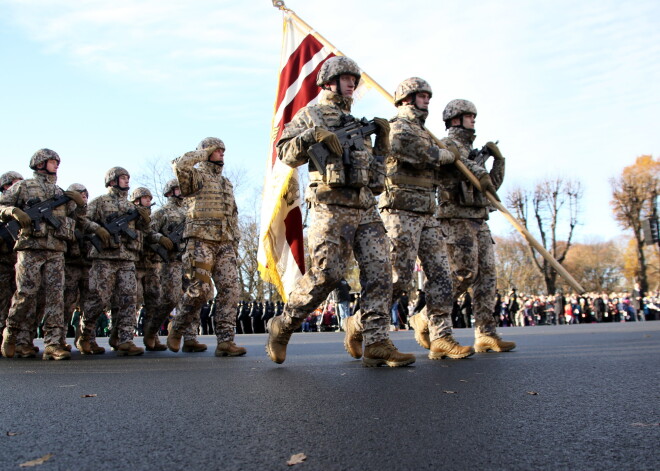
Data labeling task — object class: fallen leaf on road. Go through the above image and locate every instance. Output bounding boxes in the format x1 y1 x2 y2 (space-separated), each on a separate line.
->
527 391 539 395
631 422 659 427
7 432 20 436
19 453 53 467
459 380 468 383
287 453 307 466
81 394 97 398
443 390 457 394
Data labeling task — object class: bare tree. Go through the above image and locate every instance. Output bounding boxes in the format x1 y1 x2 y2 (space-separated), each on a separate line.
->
135 156 175 207
610 155 660 294
493 235 544 293
506 177 583 294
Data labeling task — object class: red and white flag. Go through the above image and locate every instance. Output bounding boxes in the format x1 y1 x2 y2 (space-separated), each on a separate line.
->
257 13 335 300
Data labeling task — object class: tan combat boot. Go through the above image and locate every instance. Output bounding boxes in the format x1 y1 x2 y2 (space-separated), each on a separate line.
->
88 340 106 355
15 344 37 358
62 343 72 352
343 315 363 359
429 336 474 360
145 335 167 352
215 341 247 357
167 329 183 352
474 334 516 353
76 335 92 354
116 341 145 356
408 313 431 350
363 339 416 367
265 315 299 364
2 331 16 358
42 345 72 361
182 339 208 352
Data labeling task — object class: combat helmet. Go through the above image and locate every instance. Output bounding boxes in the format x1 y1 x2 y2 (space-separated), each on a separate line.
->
316 56 361 87
197 137 225 152
0 171 23 191
162 178 180 197
67 183 88 195
394 77 433 106
104 166 130 187
130 187 153 202
443 99 477 128
29 148 60 171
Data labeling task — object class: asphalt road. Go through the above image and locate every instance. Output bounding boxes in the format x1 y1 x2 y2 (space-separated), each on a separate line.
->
1 322 658 470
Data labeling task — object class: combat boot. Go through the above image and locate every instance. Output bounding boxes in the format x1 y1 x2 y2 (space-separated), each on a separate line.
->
215 341 247 357
2 331 16 358
343 315 363 359
62 343 72 352
88 340 106 355
167 329 183 352
42 345 71 361
408 313 431 350
108 328 119 351
144 334 167 352
182 339 208 353
116 341 144 356
429 336 474 360
30 343 40 353
15 344 37 358
474 334 516 353
76 335 92 355
363 339 415 367
265 315 300 364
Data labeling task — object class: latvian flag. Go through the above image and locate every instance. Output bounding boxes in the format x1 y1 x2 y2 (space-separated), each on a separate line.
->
257 13 335 300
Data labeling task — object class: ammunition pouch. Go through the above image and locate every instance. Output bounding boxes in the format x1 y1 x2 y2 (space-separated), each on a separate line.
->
368 155 385 195
53 216 76 242
379 187 436 213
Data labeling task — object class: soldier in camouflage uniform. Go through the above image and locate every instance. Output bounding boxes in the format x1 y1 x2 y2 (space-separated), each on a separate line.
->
62 183 91 350
267 56 415 367
78 167 154 356
0 150 87 360
0 171 23 352
168 138 246 357
410 99 515 353
375 78 473 360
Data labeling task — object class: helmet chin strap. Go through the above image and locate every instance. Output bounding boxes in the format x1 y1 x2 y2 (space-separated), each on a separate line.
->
114 179 130 191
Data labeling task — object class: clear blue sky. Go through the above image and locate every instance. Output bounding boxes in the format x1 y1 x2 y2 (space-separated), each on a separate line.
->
1 0 658 243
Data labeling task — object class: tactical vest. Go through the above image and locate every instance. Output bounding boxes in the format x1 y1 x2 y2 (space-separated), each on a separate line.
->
184 170 237 242
90 192 143 256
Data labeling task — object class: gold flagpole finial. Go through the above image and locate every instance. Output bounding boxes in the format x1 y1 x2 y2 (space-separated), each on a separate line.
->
272 1 290 11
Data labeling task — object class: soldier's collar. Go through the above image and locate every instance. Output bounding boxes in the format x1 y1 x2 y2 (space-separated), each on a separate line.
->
448 127 476 146
33 171 57 185
319 90 353 111
397 104 429 124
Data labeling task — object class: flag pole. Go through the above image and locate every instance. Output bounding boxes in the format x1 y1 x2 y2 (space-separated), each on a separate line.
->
270 1 585 294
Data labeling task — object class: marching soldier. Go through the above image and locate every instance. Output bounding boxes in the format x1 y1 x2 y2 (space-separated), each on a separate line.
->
78 167 153 356
168 137 246 357
267 56 415 367
0 171 23 353
410 99 515 353
376 77 473 360
0 150 87 360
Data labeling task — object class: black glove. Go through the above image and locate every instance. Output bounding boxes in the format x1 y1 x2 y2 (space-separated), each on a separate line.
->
136 206 151 225
314 127 342 155
64 190 86 207
485 141 503 160
479 174 500 201
159 236 174 251
95 227 111 247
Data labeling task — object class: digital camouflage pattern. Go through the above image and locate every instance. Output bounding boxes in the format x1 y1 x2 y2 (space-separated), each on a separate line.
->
442 99 478 123
172 238 239 344
104 167 130 187
0 171 23 190
316 56 361 86
82 260 137 344
393 77 432 105
173 151 239 243
29 148 60 170
0 253 17 337
277 89 393 345
196 137 225 151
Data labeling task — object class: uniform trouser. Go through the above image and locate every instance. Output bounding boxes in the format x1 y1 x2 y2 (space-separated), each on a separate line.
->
381 209 453 341
4 250 65 347
442 218 498 336
173 238 239 344
82 260 137 344
285 203 391 346
136 264 162 331
0 256 16 334
63 263 90 343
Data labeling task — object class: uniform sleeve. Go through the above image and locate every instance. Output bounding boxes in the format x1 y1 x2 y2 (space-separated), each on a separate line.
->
172 150 206 196
276 112 317 169
490 157 506 189
0 183 21 221
83 197 102 233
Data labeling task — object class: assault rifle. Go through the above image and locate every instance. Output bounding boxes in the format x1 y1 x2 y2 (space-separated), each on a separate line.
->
88 204 154 253
148 220 185 263
2 193 71 242
306 115 379 177
468 140 499 168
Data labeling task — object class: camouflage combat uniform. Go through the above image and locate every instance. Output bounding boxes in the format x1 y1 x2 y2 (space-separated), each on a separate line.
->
437 127 504 337
63 224 90 344
380 102 457 341
0 169 84 356
170 146 242 351
277 89 392 346
0 233 17 340
81 186 151 349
